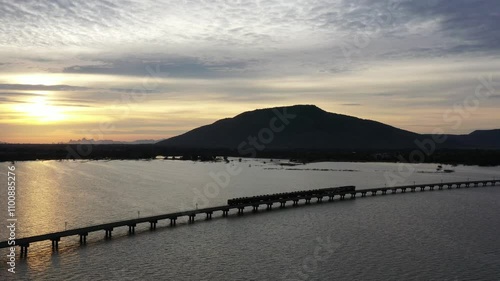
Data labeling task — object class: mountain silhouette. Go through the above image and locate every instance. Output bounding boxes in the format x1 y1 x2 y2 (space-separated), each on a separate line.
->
1 105 498 163
157 105 426 152
445 129 500 149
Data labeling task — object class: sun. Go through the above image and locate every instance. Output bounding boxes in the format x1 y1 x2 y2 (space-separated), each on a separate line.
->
14 96 66 123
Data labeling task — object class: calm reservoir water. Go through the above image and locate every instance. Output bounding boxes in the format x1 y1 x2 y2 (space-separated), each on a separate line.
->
0 159 499 280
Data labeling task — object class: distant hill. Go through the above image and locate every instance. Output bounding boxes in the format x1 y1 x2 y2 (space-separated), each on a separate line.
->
157 105 424 151
157 105 500 152
446 129 500 149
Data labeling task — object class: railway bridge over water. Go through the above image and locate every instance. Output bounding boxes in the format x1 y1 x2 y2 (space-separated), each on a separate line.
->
1 179 498 258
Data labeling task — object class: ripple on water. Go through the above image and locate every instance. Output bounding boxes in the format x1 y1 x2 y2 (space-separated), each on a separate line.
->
0 161 499 280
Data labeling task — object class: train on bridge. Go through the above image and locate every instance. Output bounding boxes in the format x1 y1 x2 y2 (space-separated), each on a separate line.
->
227 185 356 205
3 179 498 258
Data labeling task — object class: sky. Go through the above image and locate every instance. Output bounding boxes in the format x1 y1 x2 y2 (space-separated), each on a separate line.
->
0 0 499 143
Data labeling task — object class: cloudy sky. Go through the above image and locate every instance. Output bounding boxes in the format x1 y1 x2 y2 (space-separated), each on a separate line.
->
0 0 499 143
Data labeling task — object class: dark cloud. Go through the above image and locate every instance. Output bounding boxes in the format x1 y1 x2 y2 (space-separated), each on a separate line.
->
0 97 26 104
51 102 92 107
0 84 89 91
0 91 42 97
0 91 43 104
402 0 500 49
326 0 500 60
63 57 253 78
0 89 102 107
2 0 499 78
379 45 485 60
0 96 9 102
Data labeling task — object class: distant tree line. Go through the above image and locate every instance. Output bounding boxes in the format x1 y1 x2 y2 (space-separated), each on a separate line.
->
0 144 499 166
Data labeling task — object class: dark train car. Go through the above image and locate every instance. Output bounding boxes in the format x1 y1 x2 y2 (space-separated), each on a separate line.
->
227 186 355 205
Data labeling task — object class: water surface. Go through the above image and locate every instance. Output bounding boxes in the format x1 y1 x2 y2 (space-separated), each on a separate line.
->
0 159 498 280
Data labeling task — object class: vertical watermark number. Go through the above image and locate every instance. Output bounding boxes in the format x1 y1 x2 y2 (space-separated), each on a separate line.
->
6 164 16 273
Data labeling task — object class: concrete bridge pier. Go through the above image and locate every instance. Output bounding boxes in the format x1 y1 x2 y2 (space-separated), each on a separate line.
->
447 185 452 189
420 187 425 191
474 183 479 187
361 192 367 197
237 207 245 215
51 238 60 251
429 186 435 191
305 198 311 204
410 187 416 192
350 193 356 199
149 220 158 230
222 209 229 217
316 197 323 203
371 190 377 196
381 190 387 195
392 188 398 194
206 212 213 220
79 233 88 244
465 183 470 188
170 217 177 226
19 244 29 258
105 229 113 239
456 184 461 189
401 188 407 193
128 224 136 235
266 203 273 210
293 199 299 206
252 205 259 212
340 194 346 200
328 195 334 202
280 201 286 208
188 214 196 223
438 185 443 190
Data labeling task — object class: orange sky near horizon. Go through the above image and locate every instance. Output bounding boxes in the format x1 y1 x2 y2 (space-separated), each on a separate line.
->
1 61 499 144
